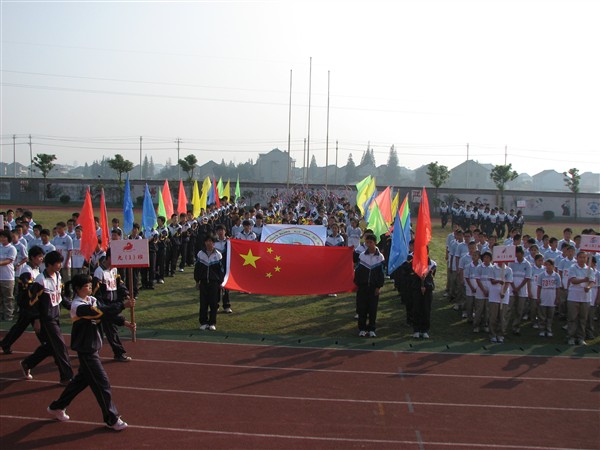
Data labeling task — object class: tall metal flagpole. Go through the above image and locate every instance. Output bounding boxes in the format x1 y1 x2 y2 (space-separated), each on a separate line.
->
287 69 293 188
306 56 312 185
325 70 330 190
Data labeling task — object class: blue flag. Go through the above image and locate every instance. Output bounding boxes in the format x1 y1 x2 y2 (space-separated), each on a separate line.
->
123 174 134 235
207 178 215 205
362 189 377 222
142 183 157 235
387 203 411 275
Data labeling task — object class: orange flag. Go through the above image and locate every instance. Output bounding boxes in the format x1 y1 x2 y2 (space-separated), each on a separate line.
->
79 188 97 262
162 180 174 219
213 178 221 208
372 186 392 224
412 187 432 277
177 179 188 215
99 188 110 251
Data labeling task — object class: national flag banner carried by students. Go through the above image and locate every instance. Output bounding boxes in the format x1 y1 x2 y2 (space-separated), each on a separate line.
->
177 179 188 215
99 188 110 251
217 177 224 196
123 174 134 235
79 188 97 262
191 180 201 217
223 239 356 295
388 194 411 275
162 180 174 219
412 187 432 277
390 191 400 223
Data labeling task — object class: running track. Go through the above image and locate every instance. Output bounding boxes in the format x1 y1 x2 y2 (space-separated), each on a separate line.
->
1 332 599 449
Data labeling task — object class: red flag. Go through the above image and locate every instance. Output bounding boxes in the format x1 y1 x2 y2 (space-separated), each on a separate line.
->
177 179 188 215
163 180 174 219
372 187 392 224
224 240 356 295
79 188 97 262
213 178 221 208
99 188 110 251
412 187 432 277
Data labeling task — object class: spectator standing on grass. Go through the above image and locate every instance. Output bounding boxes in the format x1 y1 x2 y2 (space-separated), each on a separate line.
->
536 258 561 337
0 229 17 321
508 246 532 336
529 254 545 329
488 261 512 344
195 234 224 331
214 224 233 314
566 251 596 346
411 252 437 339
21 250 73 384
47 274 133 431
354 234 385 338
474 251 494 334
585 256 599 340
463 249 480 322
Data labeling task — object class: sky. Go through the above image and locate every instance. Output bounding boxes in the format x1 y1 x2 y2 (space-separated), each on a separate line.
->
1 0 599 177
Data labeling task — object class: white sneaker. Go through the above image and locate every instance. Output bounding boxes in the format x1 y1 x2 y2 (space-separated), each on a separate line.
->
562 324 568 331
547 332 553 337
422 332 430 339
412 332 420 339
532 323 539 329
178 268 184 272
368 331 377 338
461 312 468 319
47 407 70 422
567 338 575 345
224 308 233 314
209 325 217 331
358 330 367 337
539 331 546 337
498 336 505 343
577 339 587 346
107 417 128 431
21 361 32 380
490 337 498 343
452 304 459 311
328 293 338 297
199 324 209 330
354 313 359 319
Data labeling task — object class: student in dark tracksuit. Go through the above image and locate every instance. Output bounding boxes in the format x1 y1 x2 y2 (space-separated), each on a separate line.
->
92 250 132 362
47 274 134 430
21 251 74 384
0 246 44 354
354 234 385 338
194 234 224 331
214 225 232 313
411 256 437 339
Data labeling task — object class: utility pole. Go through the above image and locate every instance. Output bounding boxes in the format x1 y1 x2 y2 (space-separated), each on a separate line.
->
176 137 181 179
303 138 307 185
139 136 143 180
306 56 312 185
334 140 339 186
13 135 16 177
29 134 33 177
504 145 508 165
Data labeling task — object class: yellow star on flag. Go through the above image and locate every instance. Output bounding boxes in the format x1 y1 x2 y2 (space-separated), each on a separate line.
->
266 272 273 278
267 247 274 254
274 266 281 272
275 255 281 262
240 249 261 268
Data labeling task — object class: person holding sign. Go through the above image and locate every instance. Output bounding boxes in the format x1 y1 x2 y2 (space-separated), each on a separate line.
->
488 261 513 343
566 251 596 345
47 274 134 430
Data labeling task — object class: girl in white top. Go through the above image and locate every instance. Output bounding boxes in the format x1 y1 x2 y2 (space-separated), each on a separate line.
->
536 259 562 336
488 261 512 343
529 254 545 329
346 219 362 249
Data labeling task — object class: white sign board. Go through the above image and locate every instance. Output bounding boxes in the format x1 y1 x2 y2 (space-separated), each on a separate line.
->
492 245 516 263
411 190 422 203
516 200 527 209
110 239 150 268
261 224 327 246
580 235 600 253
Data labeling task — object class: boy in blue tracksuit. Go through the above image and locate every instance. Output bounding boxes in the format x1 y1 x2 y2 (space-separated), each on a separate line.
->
354 234 385 337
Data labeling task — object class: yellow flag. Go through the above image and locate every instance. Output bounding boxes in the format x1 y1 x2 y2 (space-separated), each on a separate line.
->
223 180 231 201
390 190 399 224
356 175 374 215
200 176 211 213
191 180 201 217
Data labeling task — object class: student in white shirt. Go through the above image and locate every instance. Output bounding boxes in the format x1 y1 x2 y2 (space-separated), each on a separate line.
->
529 254 545 330
474 252 494 333
489 261 513 343
566 251 596 345
585 256 598 340
536 259 561 337
508 246 532 335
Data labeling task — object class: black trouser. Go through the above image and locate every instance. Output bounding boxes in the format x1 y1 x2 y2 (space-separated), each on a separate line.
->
187 239 196 266
441 213 448 228
356 285 379 332
167 244 179 275
413 289 433 333
199 281 220 326
0 310 37 349
219 288 231 309
100 318 126 358
400 290 414 325
155 246 166 281
179 241 188 269
50 351 120 426
141 251 156 287
23 319 73 382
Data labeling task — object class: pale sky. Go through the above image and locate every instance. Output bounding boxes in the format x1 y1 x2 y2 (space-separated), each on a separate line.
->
1 0 599 176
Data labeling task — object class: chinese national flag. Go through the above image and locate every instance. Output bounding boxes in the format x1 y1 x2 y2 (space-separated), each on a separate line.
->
224 240 356 295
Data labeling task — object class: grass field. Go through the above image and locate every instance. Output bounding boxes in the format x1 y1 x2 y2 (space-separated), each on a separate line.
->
4 206 600 348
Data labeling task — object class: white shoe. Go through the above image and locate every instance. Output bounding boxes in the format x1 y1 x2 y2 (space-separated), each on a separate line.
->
422 332 430 339
498 336 505 343
412 332 420 339
107 417 128 431
354 313 359 319
567 338 575 345
178 268 184 272
539 331 546 337
452 304 459 311
358 330 367 337
224 308 233 314
532 323 539 329
562 324 568 331
461 312 468 319
21 361 32 380
577 339 587 346
199 324 209 330
47 407 70 422
368 331 377 338
328 293 338 297
209 325 217 331
490 337 498 343
547 332 553 337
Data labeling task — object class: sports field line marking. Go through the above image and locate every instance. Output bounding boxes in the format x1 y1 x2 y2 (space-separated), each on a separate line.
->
0 414 594 450
415 430 425 450
2 378 598 413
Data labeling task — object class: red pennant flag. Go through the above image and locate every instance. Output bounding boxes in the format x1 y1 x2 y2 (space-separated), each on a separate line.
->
99 188 110 251
213 178 221 208
163 180 174 219
177 179 188 215
224 240 356 295
79 188 97 262
412 187 432 277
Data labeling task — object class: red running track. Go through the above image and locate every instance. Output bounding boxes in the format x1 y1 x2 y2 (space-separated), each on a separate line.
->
1 332 599 449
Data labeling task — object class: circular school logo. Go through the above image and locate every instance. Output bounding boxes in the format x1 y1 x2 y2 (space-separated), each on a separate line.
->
263 227 324 245
586 201 600 217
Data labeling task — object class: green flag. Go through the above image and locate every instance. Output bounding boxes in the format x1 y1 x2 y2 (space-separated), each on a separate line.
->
157 187 166 227
367 200 389 242
235 174 241 199
355 175 373 215
217 177 224 195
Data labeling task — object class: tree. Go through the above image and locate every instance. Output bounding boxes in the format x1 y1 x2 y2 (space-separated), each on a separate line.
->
149 156 155 179
563 168 581 219
426 161 450 196
178 154 198 182
360 147 376 167
490 163 518 209
384 145 400 184
142 155 150 179
345 153 357 183
107 154 134 183
32 153 57 200
310 155 318 170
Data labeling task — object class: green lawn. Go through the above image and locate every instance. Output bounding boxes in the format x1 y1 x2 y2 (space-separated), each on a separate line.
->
6 206 600 353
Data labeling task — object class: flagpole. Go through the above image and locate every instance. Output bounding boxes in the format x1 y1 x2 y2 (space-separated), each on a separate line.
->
287 69 292 188
325 70 330 190
306 56 312 185
128 268 136 342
